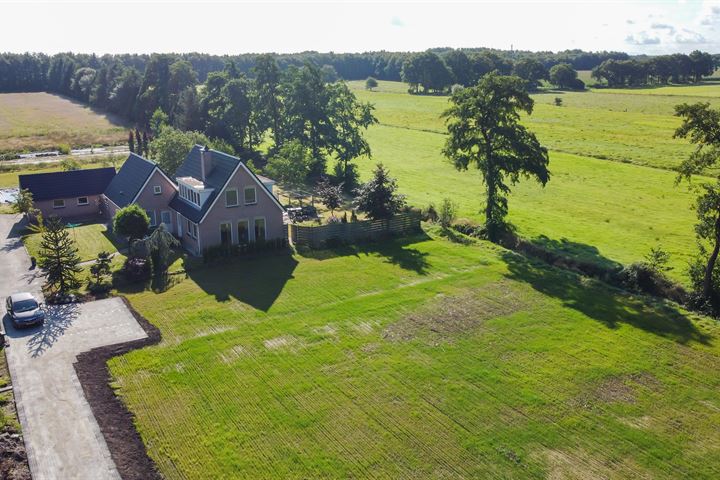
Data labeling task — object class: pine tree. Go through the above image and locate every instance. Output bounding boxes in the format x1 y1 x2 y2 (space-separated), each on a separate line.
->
128 130 135 153
38 217 82 294
134 128 142 156
142 131 149 156
89 251 113 291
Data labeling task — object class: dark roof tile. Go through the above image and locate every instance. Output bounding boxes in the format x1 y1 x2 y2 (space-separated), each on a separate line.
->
104 153 157 208
19 167 116 201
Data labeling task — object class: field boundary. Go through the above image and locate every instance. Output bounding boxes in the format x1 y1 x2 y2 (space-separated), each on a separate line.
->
73 296 162 480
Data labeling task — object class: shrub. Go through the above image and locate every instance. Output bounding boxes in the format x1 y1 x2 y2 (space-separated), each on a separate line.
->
452 218 485 238
422 203 438 222
122 256 152 282
113 204 150 241
58 143 71 155
326 215 341 224
554 97 563 107
61 158 80 171
365 76 378 90
438 198 457 228
450 84 463 94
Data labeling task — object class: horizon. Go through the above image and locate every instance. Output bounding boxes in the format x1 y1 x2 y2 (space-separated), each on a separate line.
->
1 0 717 56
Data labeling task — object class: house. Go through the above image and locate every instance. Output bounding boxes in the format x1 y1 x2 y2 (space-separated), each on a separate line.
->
18 146 287 256
19 167 116 222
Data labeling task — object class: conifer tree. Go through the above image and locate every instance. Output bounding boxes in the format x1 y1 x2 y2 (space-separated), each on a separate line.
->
38 217 82 294
134 128 142 156
128 130 135 153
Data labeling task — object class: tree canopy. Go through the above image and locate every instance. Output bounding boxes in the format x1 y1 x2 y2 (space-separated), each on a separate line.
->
442 73 550 241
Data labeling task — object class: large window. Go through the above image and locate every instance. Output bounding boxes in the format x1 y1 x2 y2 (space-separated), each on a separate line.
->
244 186 257 205
220 222 232 246
254 217 266 242
53 199 65 209
237 220 249 244
77 197 89 206
225 189 238 207
160 211 172 226
146 210 156 227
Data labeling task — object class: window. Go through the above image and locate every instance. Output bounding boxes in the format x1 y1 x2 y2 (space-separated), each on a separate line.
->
192 223 198 238
161 211 172 226
225 189 238 207
186 219 192 235
153 185 162 195
220 222 232 246
77 197 89 206
53 199 65 209
244 186 257 205
237 220 249 244
254 217 266 242
147 210 156 227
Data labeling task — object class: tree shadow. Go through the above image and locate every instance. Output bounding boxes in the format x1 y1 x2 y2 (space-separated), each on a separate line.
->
296 233 432 275
185 253 299 312
528 235 623 272
101 225 128 252
4 303 80 357
501 251 711 345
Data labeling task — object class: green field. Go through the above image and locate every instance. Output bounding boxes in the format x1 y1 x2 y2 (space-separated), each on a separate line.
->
110 230 720 478
0 92 128 154
344 80 720 283
23 223 125 263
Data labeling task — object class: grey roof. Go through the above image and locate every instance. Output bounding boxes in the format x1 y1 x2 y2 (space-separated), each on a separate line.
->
19 167 116 201
104 153 157 208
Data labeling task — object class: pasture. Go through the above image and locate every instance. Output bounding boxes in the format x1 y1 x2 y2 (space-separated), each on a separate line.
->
0 92 127 154
111 230 720 479
347 80 718 283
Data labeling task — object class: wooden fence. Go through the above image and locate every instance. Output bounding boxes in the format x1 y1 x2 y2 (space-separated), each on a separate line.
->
289 213 421 248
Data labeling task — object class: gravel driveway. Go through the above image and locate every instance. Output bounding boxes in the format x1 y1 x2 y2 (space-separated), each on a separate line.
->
0 214 147 480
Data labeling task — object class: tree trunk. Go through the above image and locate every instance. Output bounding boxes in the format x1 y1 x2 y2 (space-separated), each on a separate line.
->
703 214 720 299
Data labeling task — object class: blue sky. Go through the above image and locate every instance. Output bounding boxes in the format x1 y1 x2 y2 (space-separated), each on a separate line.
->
0 0 717 55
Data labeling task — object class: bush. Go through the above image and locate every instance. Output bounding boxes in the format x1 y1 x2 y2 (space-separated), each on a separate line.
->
113 204 150 241
122 256 152 282
58 143 71 155
326 215 341 224
450 84 463 94
438 198 457 228
422 203 438 222
452 218 485 238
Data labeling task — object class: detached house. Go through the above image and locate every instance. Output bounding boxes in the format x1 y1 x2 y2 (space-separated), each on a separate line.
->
19 145 287 256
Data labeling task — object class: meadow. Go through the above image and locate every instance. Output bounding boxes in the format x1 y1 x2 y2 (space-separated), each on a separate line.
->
0 92 127 154
346 80 719 283
110 229 720 479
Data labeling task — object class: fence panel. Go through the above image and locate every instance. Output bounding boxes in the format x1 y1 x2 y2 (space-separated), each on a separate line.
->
289 213 420 248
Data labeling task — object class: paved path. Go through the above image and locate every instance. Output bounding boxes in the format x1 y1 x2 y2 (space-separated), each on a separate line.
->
0 214 147 480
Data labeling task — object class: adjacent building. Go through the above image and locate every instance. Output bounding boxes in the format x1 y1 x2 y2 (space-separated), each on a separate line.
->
18 145 287 256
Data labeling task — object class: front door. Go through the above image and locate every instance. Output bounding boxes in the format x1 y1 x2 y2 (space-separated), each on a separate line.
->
220 222 232 247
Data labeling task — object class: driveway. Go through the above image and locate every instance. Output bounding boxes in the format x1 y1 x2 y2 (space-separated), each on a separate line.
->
0 214 148 480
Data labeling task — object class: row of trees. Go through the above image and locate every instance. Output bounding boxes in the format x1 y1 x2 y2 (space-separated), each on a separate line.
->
591 51 715 87
401 50 586 93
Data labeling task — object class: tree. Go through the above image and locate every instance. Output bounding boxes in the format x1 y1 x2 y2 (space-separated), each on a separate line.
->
401 51 453 94
316 177 343 216
139 224 179 274
128 130 135 153
512 58 548 91
38 217 82 294
442 73 550 241
438 198 457 229
674 102 720 303
265 140 311 201
135 129 143 156
354 163 406 220
549 63 580 89
365 76 378 91
148 126 220 174
689 50 714 83
113 204 150 242
321 64 339 83
253 54 284 146
150 108 169 135
88 251 113 292
12 188 34 216
443 50 474 86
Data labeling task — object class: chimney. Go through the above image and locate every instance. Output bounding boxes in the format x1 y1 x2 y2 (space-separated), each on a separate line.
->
200 145 212 182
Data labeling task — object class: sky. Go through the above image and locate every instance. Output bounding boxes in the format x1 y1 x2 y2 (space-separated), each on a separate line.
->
0 0 718 55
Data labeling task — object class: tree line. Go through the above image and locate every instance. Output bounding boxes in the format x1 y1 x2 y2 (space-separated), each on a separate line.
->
591 51 716 87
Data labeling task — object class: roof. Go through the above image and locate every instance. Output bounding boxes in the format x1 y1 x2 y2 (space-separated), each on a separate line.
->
104 153 157 208
177 176 206 188
256 174 275 185
170 145 285 223
19 167 116 201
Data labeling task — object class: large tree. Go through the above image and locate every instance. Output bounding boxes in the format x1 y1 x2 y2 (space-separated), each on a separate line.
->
38 217 82 294
148 126 220 173
253 54 284 146
512 58 548 91
674 102 720 303
442 73 550 241
354 163 406 220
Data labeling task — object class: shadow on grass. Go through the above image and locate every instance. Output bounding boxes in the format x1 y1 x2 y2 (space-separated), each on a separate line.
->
501 251 711 345
101 227 128 253
529 235 623 272
296 232 432 275
185 252 299 312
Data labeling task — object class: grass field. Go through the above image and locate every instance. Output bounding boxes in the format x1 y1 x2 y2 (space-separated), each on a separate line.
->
0 92 128 154
23 223 125 263
110 230 720 479
346 80 717 283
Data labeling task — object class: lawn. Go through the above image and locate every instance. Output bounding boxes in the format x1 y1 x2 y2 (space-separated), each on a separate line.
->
23 222 126 263
0 92 128 154
111 230 720 479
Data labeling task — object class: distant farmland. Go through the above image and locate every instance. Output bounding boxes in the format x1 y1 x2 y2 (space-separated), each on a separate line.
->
0 92 128 154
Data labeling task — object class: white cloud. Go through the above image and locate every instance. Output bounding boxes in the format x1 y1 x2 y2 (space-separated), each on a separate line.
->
675 28 707 44
625 32 661 45
650 22 676 34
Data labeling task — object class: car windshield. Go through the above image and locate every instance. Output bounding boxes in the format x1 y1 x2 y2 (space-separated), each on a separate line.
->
13 299 38 312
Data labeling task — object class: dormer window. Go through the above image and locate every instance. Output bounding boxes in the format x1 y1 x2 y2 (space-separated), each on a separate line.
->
178 177 213 209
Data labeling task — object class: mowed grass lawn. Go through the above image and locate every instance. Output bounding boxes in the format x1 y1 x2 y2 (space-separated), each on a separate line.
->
23 223 125 262
111 231 720 478
346 80 719 283
0 92 127 154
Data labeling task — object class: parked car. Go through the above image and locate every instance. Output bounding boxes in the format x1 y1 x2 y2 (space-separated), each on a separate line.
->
5 292 45 328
